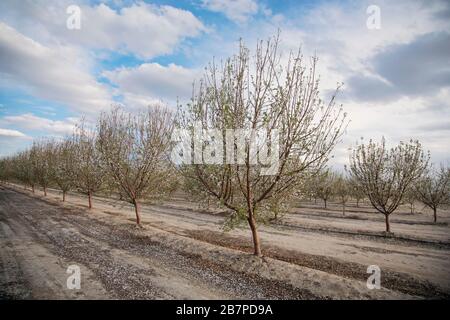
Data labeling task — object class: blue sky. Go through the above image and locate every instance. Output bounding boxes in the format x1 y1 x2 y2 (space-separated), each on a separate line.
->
0 0 449 168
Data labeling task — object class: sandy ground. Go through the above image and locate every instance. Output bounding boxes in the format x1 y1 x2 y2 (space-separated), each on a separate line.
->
1 184 449 299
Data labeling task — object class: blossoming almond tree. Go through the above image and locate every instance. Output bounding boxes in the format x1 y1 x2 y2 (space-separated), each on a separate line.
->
97 106 177 227
30 139 54 197
71 121 105 210
349 137 428 233
177 35 347 256
414 166 450 223
53 139 77 202
334 173 351 215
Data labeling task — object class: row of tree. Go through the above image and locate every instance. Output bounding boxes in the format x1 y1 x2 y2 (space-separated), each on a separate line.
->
305 164 450 226
0 35 448 256
348 138 449 232
305 170 363 212
0 36 347 257
0 107 177 226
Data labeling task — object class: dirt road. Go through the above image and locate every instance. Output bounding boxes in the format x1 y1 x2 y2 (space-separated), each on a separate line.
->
0 186 323 299
1 185 448 299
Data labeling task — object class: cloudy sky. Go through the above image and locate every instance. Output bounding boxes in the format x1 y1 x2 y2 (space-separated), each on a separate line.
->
0 0 449 168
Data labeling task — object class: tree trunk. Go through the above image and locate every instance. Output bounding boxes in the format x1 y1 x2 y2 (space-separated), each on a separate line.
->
433 207 437 223
133 200 141 226
356 198 359 207
247 212 262 256
63 190 66 202
385 214 390 233
342 203 345 216
88 191 93 209
32 185 35 194
410 203 414 214
324 199 327 209
43 186 47 197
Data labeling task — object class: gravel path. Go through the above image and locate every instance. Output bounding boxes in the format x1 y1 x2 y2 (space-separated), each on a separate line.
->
2 185 447 299
0 187 316 299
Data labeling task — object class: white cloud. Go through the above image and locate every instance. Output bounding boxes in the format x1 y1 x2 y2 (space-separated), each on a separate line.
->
1 113 78 136
0 128 31 157
0 137 31 158
330 92 450 169
234 0 449 93
104 63 201 108
0 128 28 138
0 0 449 166
0 22 112 114
244 0 450 167
0 0 206 59
116 92 168 110
0 0 207 118
201 0 258 23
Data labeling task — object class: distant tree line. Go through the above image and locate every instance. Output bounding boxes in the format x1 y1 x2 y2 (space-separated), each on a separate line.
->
302 140 449 232
0 107 177 228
